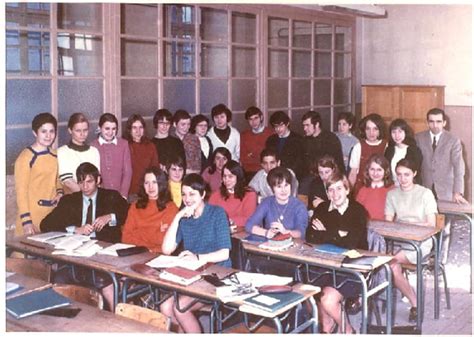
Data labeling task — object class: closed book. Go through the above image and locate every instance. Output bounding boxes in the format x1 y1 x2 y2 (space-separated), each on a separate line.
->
242 291 304 313
243 234 267 243
159 267 201 286
313 243 349 255
6 287 71 319
342 255 393 271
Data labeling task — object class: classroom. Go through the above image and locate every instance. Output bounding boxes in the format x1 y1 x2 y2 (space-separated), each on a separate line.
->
4 2 473 334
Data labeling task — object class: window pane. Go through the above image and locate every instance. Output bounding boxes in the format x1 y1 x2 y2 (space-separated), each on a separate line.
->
164 5 195 39
200 7 227 42
232 46 255 77
232 12 256 44
316 107 331 132
292 50 311 77
293 20 311 48
6 79 51 125
314 79 331 105
164 41 195 77
268 17 288 47
6 30 50 75
200 79 228 114
6 3 50 28
334 79 351 104
335 52 351 78
121 79 158 119
57 33 102 76
232 79 256 111
336 26 352 51
231 113 249 132
121 4 157 36
121 39 157 76
268 79 288 109
315 24 332 50
268 49 288 78
163 79 196 113
58 79 103 122
57 3 102 32
201 44 227 77
6 128 33 175
290 108 307 135
291 80 310 107
315 52 331 77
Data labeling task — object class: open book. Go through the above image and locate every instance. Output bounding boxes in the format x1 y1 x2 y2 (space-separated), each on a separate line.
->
28 232 68 243
52 240 102 257
146 255 206 271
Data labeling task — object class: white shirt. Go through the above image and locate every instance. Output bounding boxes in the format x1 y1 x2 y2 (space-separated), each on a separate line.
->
391 146 408 186
98 136 117 146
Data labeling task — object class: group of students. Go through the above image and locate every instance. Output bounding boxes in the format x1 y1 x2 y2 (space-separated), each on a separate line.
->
14 104 467 333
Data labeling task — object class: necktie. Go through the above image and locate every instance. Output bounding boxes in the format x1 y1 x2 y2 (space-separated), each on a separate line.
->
86 198 93 225
432 136 437 152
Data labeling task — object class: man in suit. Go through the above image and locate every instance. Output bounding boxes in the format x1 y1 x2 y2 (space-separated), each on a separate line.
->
415 108 468 204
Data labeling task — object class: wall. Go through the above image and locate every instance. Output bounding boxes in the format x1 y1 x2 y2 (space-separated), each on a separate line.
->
356 4 473 200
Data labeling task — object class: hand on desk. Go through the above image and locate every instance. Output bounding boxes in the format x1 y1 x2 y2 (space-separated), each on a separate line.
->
75 224 94 235
453 193 469 205
311 218 326 231
270 221 288 235
179 250 199 261
92 214 112 231
23 223 38 236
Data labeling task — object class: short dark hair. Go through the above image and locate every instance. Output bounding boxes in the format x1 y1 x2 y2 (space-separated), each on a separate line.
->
337 112 355 128
267 166 292 190
136 166 171 211
260 148 279 162
153 109 173 128
98 113 118 128
302 110 322 127
310 155 340 176
211 103 232 122
165 153 187 176
76 162 100 183
190 114 210 134
32 113 57 133
395 158 418 174
388 118 416 147
245 106 262 120
220 160 247 201
269 110 290 127
68 112 89 130
123 114 148 143
363 154 392 187
426 108 446 121
182 173 209 197
173 109 191 124
359 113 386 140
208 147 232 174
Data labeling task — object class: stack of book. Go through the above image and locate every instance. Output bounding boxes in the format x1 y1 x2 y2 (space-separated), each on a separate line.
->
159 267 201 286
258 233 293 251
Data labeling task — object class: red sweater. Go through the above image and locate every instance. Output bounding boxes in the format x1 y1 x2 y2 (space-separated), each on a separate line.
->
128 141 160 195
240 127 274 173
356 185 393 220
208 189 257 227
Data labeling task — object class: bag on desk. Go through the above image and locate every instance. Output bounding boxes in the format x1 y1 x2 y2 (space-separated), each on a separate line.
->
367 325 421 335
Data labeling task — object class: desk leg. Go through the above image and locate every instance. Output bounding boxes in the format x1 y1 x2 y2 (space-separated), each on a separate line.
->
433 235 440 319
272 317 284 333
415 244 423 330
106 271 119 312
383 264 393 335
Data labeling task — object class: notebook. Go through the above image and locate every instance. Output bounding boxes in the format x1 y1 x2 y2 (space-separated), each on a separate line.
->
242 291 304 313
159 267 201 286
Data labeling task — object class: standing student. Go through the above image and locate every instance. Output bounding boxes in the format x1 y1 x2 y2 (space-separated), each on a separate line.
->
190 114 213 172
166 155 186 209
336 112 359 173
123 114 159 201
58 112 100 193
14 113 63 236
206 103 240 162
160 174 231 333
91 113 132 198
202 147 232 193
151 109 185 169
173 109 201 174
240 106 274 181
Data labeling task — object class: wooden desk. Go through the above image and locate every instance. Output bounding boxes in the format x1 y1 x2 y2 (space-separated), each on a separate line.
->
233 232 393 334
368 220 441 330
6 274 166 332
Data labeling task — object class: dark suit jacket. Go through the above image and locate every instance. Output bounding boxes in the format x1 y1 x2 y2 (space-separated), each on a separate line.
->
302 130 345 176
40 188 129 243
266 131 305 180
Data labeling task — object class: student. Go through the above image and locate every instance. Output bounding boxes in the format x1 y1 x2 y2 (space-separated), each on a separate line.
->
202 147 231 193
57 112 100 193
265 110 305 180
385 158 438 323
206 103 240 162
122 167 178 252
306 155 340 215
240 106 274 181
348 113 387 193
173 109 201 174
356 154 394 220
209 160 257 229
166 154 186 209
160 174 231 333
190 114 213 172
306 173 367 334
384 118 423 185
151 109 185 169
91 113 132 198
14 113 63 236
336 112 359 173
123 114 159 202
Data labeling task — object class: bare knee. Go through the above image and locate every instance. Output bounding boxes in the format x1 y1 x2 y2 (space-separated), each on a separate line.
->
160 297 175 317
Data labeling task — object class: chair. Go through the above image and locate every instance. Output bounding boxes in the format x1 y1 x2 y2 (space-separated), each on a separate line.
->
53 284 104 309
6 257 52 282
115 303 171 331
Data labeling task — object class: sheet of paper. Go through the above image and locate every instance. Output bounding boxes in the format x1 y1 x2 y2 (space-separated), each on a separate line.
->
146 255 206 271
98 243 135 256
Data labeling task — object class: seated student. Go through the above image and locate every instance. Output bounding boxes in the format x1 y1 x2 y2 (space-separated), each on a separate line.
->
209 160 257 229
201 147 231 193
190 114 213 172
206 103 240 162
248 148 298 201
385 158 437 323
173 109 201 174
356 154 394 220
166 154 186 209
306 155 340 215
91 113 132 198
306 173 368 334
14 113 63 236
336 112 359 173
40 162 129 309
160 174 231 333
122 167 179 252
